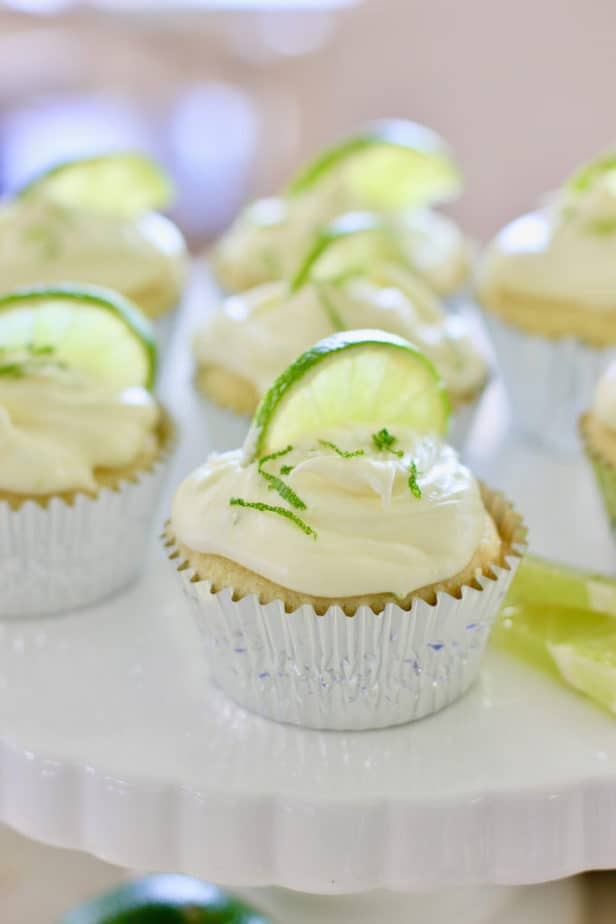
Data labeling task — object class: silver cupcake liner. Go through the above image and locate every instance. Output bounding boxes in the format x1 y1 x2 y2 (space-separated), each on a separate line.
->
168 488 525 731
484 312 616 454
0 437 173 619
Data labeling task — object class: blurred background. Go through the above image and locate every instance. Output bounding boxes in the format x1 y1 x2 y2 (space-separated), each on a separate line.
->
1 1 616 921
1 0 614 248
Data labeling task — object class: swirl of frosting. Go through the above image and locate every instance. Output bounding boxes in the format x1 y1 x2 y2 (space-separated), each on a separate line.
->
479 166 616 310
0 365 159 495
211 196 468 296
172 428 494 597
0 197 186 317
195 270 487 401
593 362 616 429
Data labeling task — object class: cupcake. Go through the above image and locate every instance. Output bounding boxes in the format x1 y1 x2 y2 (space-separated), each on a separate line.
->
580 362 616 539
198 216 488 450
1 153 187 336
477 152 616 452
210 119 469 298
167 330 525 730
0 285 174 618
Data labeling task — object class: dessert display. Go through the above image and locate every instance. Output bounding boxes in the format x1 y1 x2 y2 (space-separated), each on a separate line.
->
196 215 488 449
477 151 616 451
210 119 470 297
167 330 525 730
0 285 174 617
0 153 187 324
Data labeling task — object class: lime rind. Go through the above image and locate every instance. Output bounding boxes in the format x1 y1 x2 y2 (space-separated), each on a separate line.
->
0 284 157 389
289 211 408 292
248 329 450 459
287 119 462 209
17 152 174 217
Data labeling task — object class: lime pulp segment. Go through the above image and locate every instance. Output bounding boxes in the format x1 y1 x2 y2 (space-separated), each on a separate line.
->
0 285 157 388
249 329 450 458
18 152 174 217
506 554 616 616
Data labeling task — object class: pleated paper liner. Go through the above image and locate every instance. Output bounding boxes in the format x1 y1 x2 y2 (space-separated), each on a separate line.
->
0 411 175 619
165 484 526 730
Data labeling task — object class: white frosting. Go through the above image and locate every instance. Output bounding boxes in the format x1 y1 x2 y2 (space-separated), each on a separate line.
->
194 271 487 399
0 197 186 311
594 362 616 429
480 171 616 309
172 428 488 597
0 367 159 495
212 195 468 294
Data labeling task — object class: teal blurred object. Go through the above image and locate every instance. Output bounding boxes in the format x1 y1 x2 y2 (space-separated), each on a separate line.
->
57 874 272 924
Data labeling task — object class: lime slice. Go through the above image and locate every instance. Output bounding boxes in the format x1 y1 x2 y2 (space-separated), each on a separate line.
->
287 119 462 210
290 211 409 292
0 285 156 388
567 152 616 196
17 152 174 217
492 601 616 714
549 637 616 714
507 554 616 616
248 329 450 458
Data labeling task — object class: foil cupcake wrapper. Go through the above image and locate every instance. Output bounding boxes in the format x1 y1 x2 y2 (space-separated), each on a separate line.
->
483 312 616 454
167 487 525 731
0 425 174 620
580 417 616 545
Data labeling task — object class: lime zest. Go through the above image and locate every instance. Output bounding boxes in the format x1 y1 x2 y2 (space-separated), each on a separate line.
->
408 460 422 498
280 464 294 475
319 439 364 459
258 446 306 510
0 342 61 378
588 218 616 236
230 498 317 540
372 427 403 457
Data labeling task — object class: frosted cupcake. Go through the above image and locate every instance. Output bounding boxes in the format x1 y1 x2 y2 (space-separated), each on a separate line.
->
167 330 525 730
580 362 616 540
2 153 187 328
211 119 469 297
477 152 616 451
0 285 174 618
195 259 488 449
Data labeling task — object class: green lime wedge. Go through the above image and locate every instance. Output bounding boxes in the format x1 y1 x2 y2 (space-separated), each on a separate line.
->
290 211 409 292
492 601 616 714
17 152 174 217
247 329 450 458
287 119 462 210
0 285 156 388
507 554 616 616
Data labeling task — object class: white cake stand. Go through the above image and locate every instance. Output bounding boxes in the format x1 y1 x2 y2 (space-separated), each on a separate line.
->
0 274 611 923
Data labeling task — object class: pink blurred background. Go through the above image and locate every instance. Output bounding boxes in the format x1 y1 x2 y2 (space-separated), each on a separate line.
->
1 0 614 246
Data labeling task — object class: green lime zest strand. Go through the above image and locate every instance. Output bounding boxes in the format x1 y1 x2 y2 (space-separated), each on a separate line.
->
258 446 306 510
0 343 58 377
408 460 422 498
280 464 294 475
230 498 317 540
372 427 404 457
319 439 365 459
